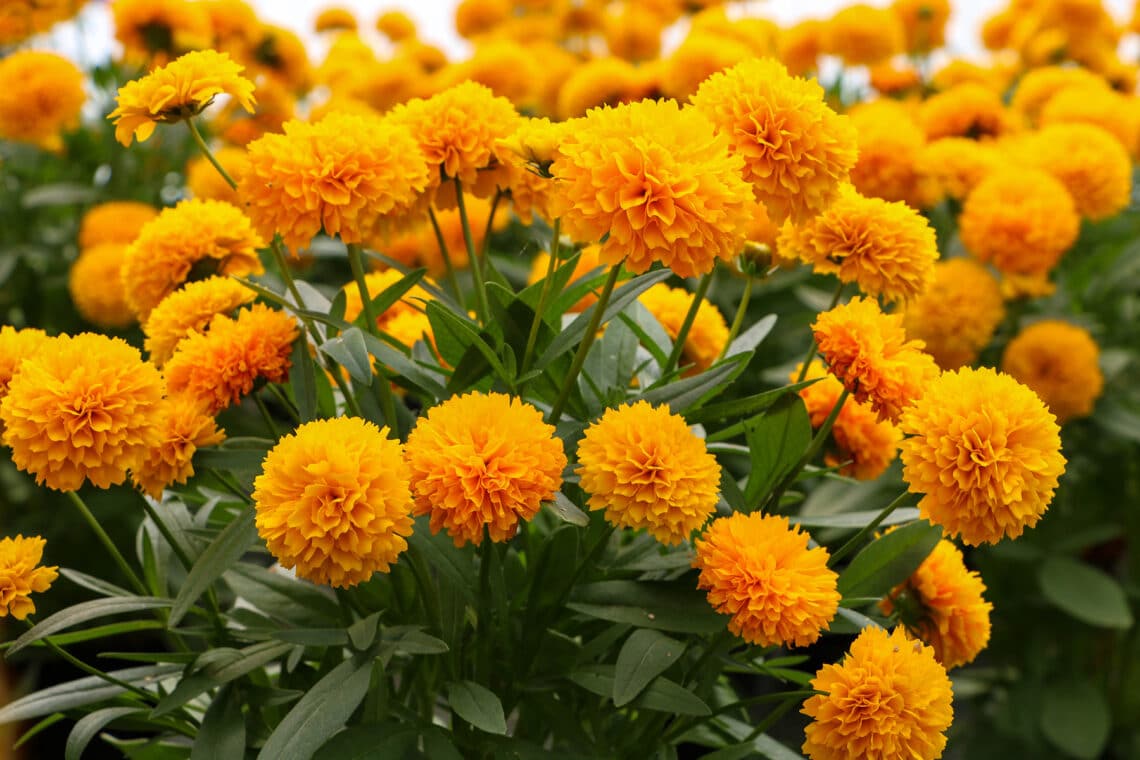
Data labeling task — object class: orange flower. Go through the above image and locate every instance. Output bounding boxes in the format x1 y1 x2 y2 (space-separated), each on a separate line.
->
918 83 1012 140
1028 123 1132 221
0 536 59 621
78 201 158 249
0 326 49 404
848 101 933 209
112 0 213 65
314 7 356 32
142 276 255 367
892 0 950 53
901 258 1004 369
376 10 416 41
1002 320 1104 423
916 138 1003 204
823 4 905 66
69 244 135 329
637 284 729 375
0 51 85 151
131 396 224 499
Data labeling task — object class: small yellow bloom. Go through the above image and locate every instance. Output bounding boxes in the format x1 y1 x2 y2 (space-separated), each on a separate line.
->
0 536 59 621
78 201 158 249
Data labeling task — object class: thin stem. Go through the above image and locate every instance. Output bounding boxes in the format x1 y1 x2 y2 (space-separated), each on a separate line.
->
266 383 301 423
28 621 153 701
347 242 398 434
764 388 851 512
480 189 503 259
66 491 148 596
186 118 237 190
428 208 462 304
520 217 561 375
253 393 278 438
742 692 808 743
795 281 845 383
547 263 623 424
453 178 490 325
717 272 753 363
663 272 714 378
139 498 226 628
828 490 911 567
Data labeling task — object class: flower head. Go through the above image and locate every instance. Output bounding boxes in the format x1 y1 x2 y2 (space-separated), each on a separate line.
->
916 137 1003 204
143 277 256 367
847 101 933 208
1027 123 1132 221
1011 65 1109 124
1 334 164 492
824 4 905 66
186 146 248 205
68 244 135 330
576 401 720 545
0 536 58 621
901 258 1004 370
0 326 49 404
314 7 357 32
0 50 85 151
694 512 839 646
111 0 213 65
918 83 1011 140
405 392 566 547
637 284 729 375
376 10 416 40
900 367 1066 545
1002 320 1103 423
253 417 414 588
802 626 953 760
132 396 224 499
78 201 159 249
892 0 950 53
1040 85 1140 155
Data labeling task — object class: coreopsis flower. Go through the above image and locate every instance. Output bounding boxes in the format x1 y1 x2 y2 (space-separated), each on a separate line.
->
1010 65 1109 124
549 99 753 279
823 4 905 66
802 626 954 760
142 276 256 366
164 304 298 415
1028 123 1132 221
109 49 256 146
376 10 416 41
881 538 992 669
916 138 1003 204
314 7 356 32
637 284 730 376
253 417 414 588
901 259 1004 370
186 147 248 205
131 396 224 499
847 101 933 209
694 513 839 647
78 201 158 249
405 392 566 547
778 185 937 303
813 297 940 424
900 367 1066 545
690 58 858 224
0 536 58 621
892 0 950 53
121 199 264 319
68 244 135 329
918 83 1012 140
958 167 1079 280
527 245 604 314
1002 320 1104 424
1 334 165 492
112 0 213 64
0 51 85 152
576 401 720 545
0 326 49 403
1040 86 1140 155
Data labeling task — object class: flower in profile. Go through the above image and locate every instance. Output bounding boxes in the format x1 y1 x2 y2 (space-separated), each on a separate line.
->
1002 320 1104 423
0 50 85 152
881 538 992 669
694 512 839 647
823 4 905 66
691 57 858 224
78 201 158 249
847 101 933 209
142 276 255 367
111 0 213 65
1027 123 1132 221
916 138 1003 204
549 99 753 279
901 258 1004 370
801 626 953 760
376 10 416 41
1 334 164 492
918 83 1011 140
314 7 356 32
253 417 414 588
186 146 248 205
131 396 224 499
121 199 264 319
164 304 297 415
892 0 950 53
778 185 937 303
405 392 566 547
576 401 720 545
69 244 135 330
0 536 59 621
637 284 729 375
0 326 49 404
813 297 940 424
109 49 256 146
900 367 1066 545
527 244 604 314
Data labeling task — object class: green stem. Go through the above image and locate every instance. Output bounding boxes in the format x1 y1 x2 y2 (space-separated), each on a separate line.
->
453 178 490 325
827 490 911 567
742 692 810 743
253 393 278 438
139 498 226 629
28 620 154 701
347 242 398 434
764 388 850 512
547 263 623 424
480 189 503 259
66 492 148 596
717 271 753 363
186 118 237 190
266 383 301 423
662 272 714 378
428 208 462 305
795 281 845 383
520 217 561 376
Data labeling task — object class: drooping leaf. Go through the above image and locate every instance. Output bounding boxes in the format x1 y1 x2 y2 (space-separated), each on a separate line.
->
170 510 257 626
65 707 143 760
8 597 173 655
447 681 507 735
836 520 942 601
0 665 183 724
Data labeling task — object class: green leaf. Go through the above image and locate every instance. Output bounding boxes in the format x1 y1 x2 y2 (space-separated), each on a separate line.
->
724 314 777 358
0 621 165 653
290 337 319 422
170 510 257 625
1039 556 1134 629
742 394 812 506
316 724 420 759
406 520 476 604
545 492 590 527
192 687 246 760
836 520 942 600
568 581 726 634
0 665 183 724
59 568 132 598
447 680 507 735
152 641 294 717
613 629 686 707
1040 682 1111 760
827 607 886 635
347 612 382 651
382 627 449 655
257 654 374 760
65 706 143 760
582 314 638 407
8 597 173 655
225 563 342 622
569 666 710 715
639 353 751 415
320 328 373 383
689 380 817 428
359 332 448 398
789 508 921 530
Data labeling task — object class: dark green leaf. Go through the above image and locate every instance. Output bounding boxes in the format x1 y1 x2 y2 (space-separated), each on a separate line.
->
0 665 183 724
316 724 419 759
0 621 164 652
836 520 942 600
613 629 686 707
59 568 131 598
639 354 750 415
347 612 382 651
725 314 777 358
320 328 373 383
225 563 342 622
1039 556 1134 629
192 687 246 760
545 493 590 527
1040 682 1111 760
8 597 173 655
742 395 812 506
383 627 449 655
789 508 920 530
65 707 143 760
447 681 507 735
170 510 257 625
152 641 294 717
689 380 817 428
360 332 447 398
568 581 726 634
290 336 318 422
570 666 710 716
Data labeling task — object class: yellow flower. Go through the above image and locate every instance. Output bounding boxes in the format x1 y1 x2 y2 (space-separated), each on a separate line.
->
637 284 729 376
694 512 839 646
823 4 905 66
203 0 262 57
802 626 953 760
0 334 164 492
901 259 1005 370
847 101 933 209
549 99 753 279
109 49 256 146
0 51 85 152
900 366 1066 545
186 146 248 205
0 536 58 621
78 201 159 249
918 83 1012 140
528 244 604 314
1 1 87 47
455 0 510 39
376 10 416 41
131 396 224 499
314 7 356 32
892 0 950 53
142 276 256 366
1028 123 1132 221
69 244 135 330
576 401 720 545
604 5 664 62
112 0 213 65
1011 65 1109 124
247 24 312 92
253 417 414 588
691 58 858 225
340 270 434 330
1002 320 1104 423
660 33 754 102
869 63 922 96
779 20 824 75
121 199 264 319
916 138 1003 204
382 309 437 358
164 304 297 415
958 166 1079 279
813 297 940 424
440 40 544 112
557 57 638 120
778 185 937 303
881 538 992 669
0 326 49 404
1040 85 1140 155
405 392 566 547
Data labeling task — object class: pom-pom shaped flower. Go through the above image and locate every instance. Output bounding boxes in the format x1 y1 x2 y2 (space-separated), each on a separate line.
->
813 297 940 424
801 626 953 760
314 7 357 32
132 396 225 500
901 258 1004 370
900 367 1066 545
143 276 256 367
916 137 1002 204
78 201 158 249
893 0 950 53
405 392 566 547
1 334 164 492
1028 123 1132 221
778 185 937 303
823 4 905 66
253 417 414 588
376 10 416 40
881 538 992 669
690 58 858 224
549 99 753 279
637 284 729 375
111 0 213 65
576 401 720 545
0 326 49 404
69 244 135 330
164 304 297 415
109 49 256 146
121 199 264 319
694 512 839 646
1002 320 1104 423
847 101 932 209
918 83 1011 140
1010 65 1109 125
0 51 85 151
0 535 58 621
1040 86 1140 156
